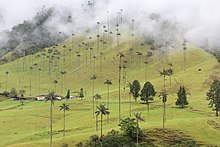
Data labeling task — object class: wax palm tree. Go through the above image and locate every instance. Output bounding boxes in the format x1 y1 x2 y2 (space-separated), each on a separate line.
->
38 68 41 94
71 33 74 66
53 80 58 92
129 48 134 67
45 91 56 147
183 39 187 72
93 55 97 73
127 82 133 117
5 71 9 92
94 93 102 131
99 52 104 71
90 75 97 118
144 61 148 81
95 104 110 147
158 89 168 146
136 52 143 71
159 69 168 88
134 112 145 147
116 52 125 122
29 67 34 97
60 71 67 95
59 103 70 140
104 79 112 123
122 63 127 102
167 66 174 86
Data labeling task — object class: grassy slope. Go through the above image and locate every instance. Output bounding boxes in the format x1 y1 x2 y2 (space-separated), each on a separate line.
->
0 35 220 146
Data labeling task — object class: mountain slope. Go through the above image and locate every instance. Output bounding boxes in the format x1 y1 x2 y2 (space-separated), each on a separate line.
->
0 35 220 146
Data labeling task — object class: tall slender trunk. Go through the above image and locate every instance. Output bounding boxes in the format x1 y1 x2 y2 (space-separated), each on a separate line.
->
50 100 53 147
107 85 110 123
119 65 121 123
63 110 65 140
184 49 186 72
96 115 98 131
136 120 139 147
163 101 165 147
61 75 63 96
129 94 132 117
100 114 103 147
5 74 8 92
163 75 166 88
92 80 95 118
38 70 41 94
30 69 32 98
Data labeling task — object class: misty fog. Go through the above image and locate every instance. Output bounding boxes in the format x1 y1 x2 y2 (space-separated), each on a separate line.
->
0 0 219 53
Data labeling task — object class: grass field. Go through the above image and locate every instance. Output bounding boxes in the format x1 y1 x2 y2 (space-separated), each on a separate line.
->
0 35 220 146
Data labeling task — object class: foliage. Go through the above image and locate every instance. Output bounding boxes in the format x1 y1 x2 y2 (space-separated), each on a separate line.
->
2 91 9 97
140 82 156 103
10 87 18 98
66 90 70 99
77 130 135 147
19 90 26 97
158 89 168 103
131 80 141 101
79 88 84 99
119 118 143 140
176 86 188 108
207 79 220 116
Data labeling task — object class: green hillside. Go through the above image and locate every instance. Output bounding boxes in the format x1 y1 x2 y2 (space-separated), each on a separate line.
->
0 35 220 146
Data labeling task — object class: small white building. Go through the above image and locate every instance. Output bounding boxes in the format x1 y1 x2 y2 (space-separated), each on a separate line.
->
36 95 46 101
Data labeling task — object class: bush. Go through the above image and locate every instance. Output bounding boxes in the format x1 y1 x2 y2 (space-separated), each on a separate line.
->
2 91 10 97
119 118 143 140
10 88 18 98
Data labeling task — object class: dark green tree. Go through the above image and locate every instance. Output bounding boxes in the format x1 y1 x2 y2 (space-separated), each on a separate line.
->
207 80 220 116
66 90 70 100
79 88 84 100
176 86 188 108
140 82 156 115
131 80 140 102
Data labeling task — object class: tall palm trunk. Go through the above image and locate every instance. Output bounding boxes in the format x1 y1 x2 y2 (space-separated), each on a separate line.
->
118 65 121 123
5 74 8 92
96 115 98 131
63 109 66 140
38 70 41 94
107 85 110 123
92 80 95 118
129 94 131 117
100 114 103 147
163 75 166 88
136 119 139 147
163 101 166 147
50 100 53 147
